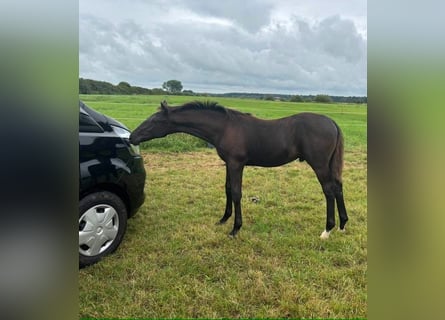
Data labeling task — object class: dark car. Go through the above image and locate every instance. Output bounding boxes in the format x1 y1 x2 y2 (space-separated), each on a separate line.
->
79 101 146 268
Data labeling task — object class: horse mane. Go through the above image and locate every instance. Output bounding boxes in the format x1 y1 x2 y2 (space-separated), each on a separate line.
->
180 100 226 113
172 100 247 118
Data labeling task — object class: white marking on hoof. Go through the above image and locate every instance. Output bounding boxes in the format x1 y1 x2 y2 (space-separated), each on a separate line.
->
320 230 331 239
338 227 346 233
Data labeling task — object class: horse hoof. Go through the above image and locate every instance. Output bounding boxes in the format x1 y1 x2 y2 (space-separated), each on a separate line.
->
338 227 346 233
320 230 331 240
229 230 239 238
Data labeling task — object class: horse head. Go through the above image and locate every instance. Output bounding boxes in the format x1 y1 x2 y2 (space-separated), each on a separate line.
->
129 101 172 145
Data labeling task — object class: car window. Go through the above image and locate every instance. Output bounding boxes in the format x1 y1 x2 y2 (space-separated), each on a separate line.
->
79 112 104 133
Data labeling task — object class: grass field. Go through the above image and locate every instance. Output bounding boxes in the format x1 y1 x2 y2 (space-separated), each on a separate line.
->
79 95 367 319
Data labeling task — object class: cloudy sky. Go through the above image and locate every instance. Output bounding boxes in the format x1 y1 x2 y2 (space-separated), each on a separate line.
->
79 0 366 96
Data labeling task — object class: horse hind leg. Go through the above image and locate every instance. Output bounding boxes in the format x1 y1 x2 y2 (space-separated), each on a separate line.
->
313 166 336 239
334 180 348 231
318 177 348 239
320 184 336 239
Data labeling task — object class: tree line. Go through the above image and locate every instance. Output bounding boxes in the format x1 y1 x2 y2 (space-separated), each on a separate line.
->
216 92 366 104
79 78 366 104
80 78 165 95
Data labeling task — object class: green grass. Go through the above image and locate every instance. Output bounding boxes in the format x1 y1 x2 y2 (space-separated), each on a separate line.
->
79 95 367 319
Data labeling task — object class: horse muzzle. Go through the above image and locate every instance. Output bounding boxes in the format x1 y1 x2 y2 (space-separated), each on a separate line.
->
129 134 141 145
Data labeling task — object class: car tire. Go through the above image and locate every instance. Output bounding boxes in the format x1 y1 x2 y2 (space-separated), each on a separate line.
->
79 191 128 268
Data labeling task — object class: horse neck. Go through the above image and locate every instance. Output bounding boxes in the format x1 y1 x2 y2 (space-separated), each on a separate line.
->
170 110 227 144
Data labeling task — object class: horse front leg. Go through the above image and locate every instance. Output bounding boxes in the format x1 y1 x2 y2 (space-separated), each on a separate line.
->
227 163 244 237
217 165 232 225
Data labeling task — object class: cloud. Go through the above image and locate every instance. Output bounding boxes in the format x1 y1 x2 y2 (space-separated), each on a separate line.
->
79 1 367 95
183 0 275 33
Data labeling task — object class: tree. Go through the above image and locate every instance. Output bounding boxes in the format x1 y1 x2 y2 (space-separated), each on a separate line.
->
162 80 183 94
151 88 167 95
314 94 332 103
182 89 195 96
117 81 131 94
289 95 303 102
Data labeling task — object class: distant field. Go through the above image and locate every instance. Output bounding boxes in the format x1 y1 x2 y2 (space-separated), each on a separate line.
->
79 94 367 319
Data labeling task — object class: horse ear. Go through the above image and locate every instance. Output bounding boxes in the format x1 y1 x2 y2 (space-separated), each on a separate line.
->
160 100 169 115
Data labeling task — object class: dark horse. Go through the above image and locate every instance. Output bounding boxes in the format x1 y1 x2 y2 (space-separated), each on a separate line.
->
130 101 348 239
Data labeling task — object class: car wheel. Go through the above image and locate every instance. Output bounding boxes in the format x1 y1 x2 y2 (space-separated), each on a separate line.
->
79 191 127 268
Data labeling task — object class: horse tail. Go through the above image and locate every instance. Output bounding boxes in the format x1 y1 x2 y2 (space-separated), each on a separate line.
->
330 121 344 183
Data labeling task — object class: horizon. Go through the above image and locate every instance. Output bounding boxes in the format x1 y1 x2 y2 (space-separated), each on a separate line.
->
79 77 367 98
